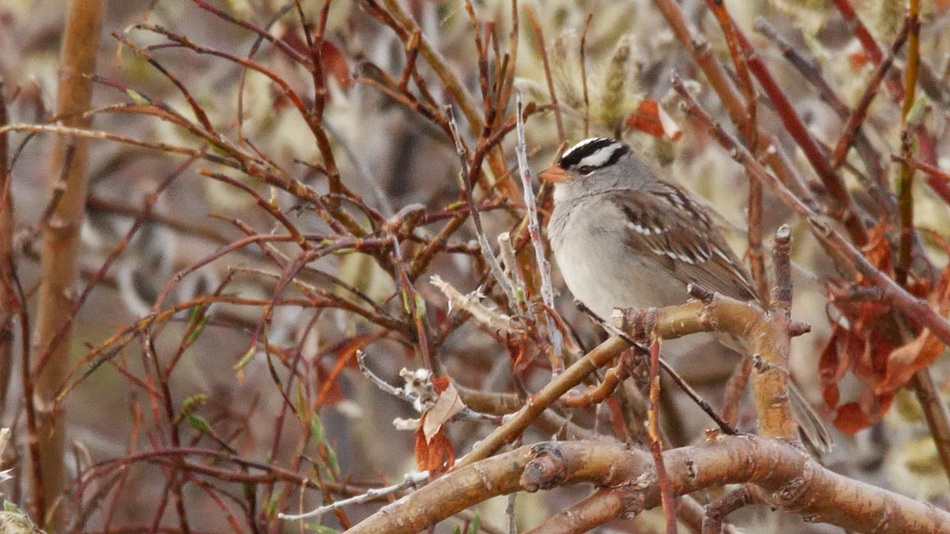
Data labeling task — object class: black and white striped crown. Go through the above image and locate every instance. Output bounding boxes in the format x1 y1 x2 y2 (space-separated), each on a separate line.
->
558 137 630 172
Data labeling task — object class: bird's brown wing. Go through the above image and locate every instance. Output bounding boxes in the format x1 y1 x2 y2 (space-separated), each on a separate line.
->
607 183 758 302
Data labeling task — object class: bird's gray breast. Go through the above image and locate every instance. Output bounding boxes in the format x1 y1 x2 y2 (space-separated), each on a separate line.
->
549 195 688 320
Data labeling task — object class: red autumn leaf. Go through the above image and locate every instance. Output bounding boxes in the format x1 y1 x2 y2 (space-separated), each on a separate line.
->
626 99 681 139
860 224 892 275
932 264 950 315
820 374 840 410
876 329 944 394
508 334 531 372
274 24 351 90
821 316 900 432
414 419 456 475
315 362 345 406
275 22 309 56
432 376 451 394
833 402 875 434
819 225 950 433
848 51 869 71
820 253 907 432
412 381 463 475
851 321 894 385
316 332 385 407
832 387 894 434
906 278 933 299
321 40 353 90
818 325 850 408
877 267 950 394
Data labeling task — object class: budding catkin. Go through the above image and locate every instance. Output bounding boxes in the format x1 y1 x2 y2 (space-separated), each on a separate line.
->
598 38 632 131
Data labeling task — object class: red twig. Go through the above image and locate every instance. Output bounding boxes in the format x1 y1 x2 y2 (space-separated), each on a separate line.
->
671 73 950 347
829 20 909 172
649 336 677 534
524 5 564 143
830 0 905 100
735 29 869 246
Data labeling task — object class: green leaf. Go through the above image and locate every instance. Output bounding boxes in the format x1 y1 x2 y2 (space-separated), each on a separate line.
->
264 495 279 517
182 393 207 412
466 513 481 534
234 346 256 375
413 294 427 319
184 305 210 345
905 96 928 125
3 500 22 513
126 88 150 105
208 141 229 156
310 415 340 478
186 413 213 435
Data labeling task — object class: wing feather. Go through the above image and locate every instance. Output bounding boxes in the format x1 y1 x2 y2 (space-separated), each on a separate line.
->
608 184 758 301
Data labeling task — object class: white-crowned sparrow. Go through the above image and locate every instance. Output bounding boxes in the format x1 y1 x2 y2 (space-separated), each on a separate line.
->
540 137 832 452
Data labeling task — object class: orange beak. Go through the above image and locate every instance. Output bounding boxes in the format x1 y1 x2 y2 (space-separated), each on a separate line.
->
538 165 569 183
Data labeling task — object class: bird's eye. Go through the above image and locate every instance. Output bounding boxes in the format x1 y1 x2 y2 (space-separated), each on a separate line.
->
577 165 595 175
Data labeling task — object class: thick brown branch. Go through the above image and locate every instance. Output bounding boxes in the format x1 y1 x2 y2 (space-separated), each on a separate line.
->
32 0 103 525
349 437 950 533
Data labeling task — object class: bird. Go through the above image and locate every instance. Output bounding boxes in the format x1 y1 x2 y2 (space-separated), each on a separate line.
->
539 136 832 452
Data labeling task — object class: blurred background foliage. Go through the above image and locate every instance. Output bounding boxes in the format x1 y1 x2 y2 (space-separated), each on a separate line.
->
2 0 950 532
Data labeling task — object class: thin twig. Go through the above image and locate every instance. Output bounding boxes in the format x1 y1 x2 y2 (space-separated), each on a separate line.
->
830 0 905 100
701 485 756 534
515 93 563 367
445 109 516 305
753 18 890 212
0 81 15 414
706 2 767 301
575 300 738 436
671 73 950 347
734 28 869 246
828 19 910 172
279 470 429 521
910 370 950 482
649 336 678 534
524 5 564 143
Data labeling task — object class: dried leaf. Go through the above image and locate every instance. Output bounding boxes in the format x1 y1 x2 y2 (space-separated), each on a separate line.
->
818 326 849 408
847 51 869 71
876 329 945 394
315 362 346 407
877 268 950 393
861 224 892 276
414 422 456 475
508 333 536 372
321 40 353 89
625 99 666 138
657 103 682 140
422 382 464 442
317 332 384 407
833 402 875 434
834 388 894 434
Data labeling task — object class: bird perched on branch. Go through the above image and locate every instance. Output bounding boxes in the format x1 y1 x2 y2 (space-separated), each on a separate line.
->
540 136 832 452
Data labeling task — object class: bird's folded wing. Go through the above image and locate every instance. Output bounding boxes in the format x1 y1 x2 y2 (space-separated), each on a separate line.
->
608 184 758 302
